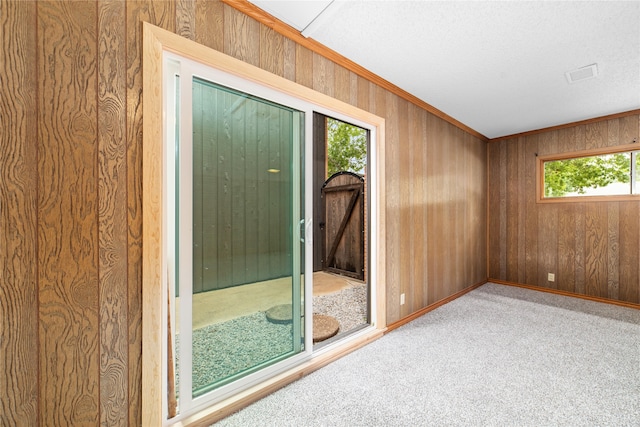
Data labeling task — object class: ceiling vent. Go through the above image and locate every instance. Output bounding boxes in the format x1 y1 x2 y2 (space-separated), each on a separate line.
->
565 63 598 84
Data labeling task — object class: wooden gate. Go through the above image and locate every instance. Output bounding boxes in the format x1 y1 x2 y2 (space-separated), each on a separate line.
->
320 172 365 280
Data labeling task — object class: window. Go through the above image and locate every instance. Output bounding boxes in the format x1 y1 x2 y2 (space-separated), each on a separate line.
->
537 143 639 202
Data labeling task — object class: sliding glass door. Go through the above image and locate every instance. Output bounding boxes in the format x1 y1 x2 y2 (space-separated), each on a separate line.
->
187 77 305 395
170 62 307 413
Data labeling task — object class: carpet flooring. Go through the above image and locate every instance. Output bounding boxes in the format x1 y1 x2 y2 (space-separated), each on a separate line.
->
214 283 640 426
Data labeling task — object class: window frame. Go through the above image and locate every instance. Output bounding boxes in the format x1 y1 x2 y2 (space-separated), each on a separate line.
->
536 143 640 203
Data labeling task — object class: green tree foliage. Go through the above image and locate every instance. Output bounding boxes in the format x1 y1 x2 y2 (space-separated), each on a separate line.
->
326 118 367 177
544 153 631 197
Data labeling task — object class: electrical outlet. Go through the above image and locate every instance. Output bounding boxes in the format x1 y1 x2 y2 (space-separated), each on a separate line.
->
548 273 555 282
400 293 405 305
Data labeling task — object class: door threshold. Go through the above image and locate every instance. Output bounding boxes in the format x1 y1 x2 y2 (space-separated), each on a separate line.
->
175 325 385 426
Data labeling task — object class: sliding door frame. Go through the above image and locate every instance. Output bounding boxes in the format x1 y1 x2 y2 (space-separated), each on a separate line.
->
143 22 386 426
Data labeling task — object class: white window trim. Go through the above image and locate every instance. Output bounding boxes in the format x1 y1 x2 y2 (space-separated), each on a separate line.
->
143 23 387 426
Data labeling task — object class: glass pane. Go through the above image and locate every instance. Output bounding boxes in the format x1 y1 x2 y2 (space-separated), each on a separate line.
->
189 77 304 397
544 152 632 198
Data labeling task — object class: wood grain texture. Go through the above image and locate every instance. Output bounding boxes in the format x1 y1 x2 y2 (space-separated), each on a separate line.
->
259 25 284 77
224 5 259 66
283 37 296 82
294 44 313 88
397 98 411 317
195 0 224 51
505 140 518 282
488 114 640 304
98 0 129 425
312 52 334 98
2 1 489 423
537 130 558 288
176 0 195 40
37 2 100 424
334 64 350 104
619 203 640 302
409 103 427 309
126 2 175 425
0 1 39 425
487 141 502 279
384 91 400 321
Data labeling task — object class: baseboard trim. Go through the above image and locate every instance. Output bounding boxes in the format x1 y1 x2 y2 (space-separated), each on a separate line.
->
178 327 385 426
385 279 488 332
489 279 640 310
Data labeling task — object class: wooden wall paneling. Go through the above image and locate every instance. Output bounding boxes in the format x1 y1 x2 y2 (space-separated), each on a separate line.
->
397 98 411 317
555 127 576 292
523 135 539 284
556 203 577 293
409 103 426 309
584 203 608 298
452 126 466 290
505 139 519 282
421 109 432 304
618 115 640 302
585 119 607 149
126 3 176 424
431 120 451 301
463 132 472 286
176 0 195 40
294 44 313 88
619 202 640 303
356 75 370 112
37 2 99 424
606 117 619 147
437 123 459 300
312 52 334 98
333 64 351 104
607 203 620 299
97 0 129 424
476 135 488 281
224 5 259 66
195 0 224 51
516 137 526 283
497 140 507 278
0 1 38 424
486 141 502 279
537 131 558 288
619 114 639 144
259 25 284 77
283 38 296 82
573 125 587 295
384 91 400 323
427 114 445 302
349 71 358 108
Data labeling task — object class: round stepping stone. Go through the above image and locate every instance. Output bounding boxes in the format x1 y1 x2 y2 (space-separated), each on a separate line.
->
265 304 293 324
313 314 340 343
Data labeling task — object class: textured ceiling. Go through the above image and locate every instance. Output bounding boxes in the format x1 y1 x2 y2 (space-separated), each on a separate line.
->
249 1 640 139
